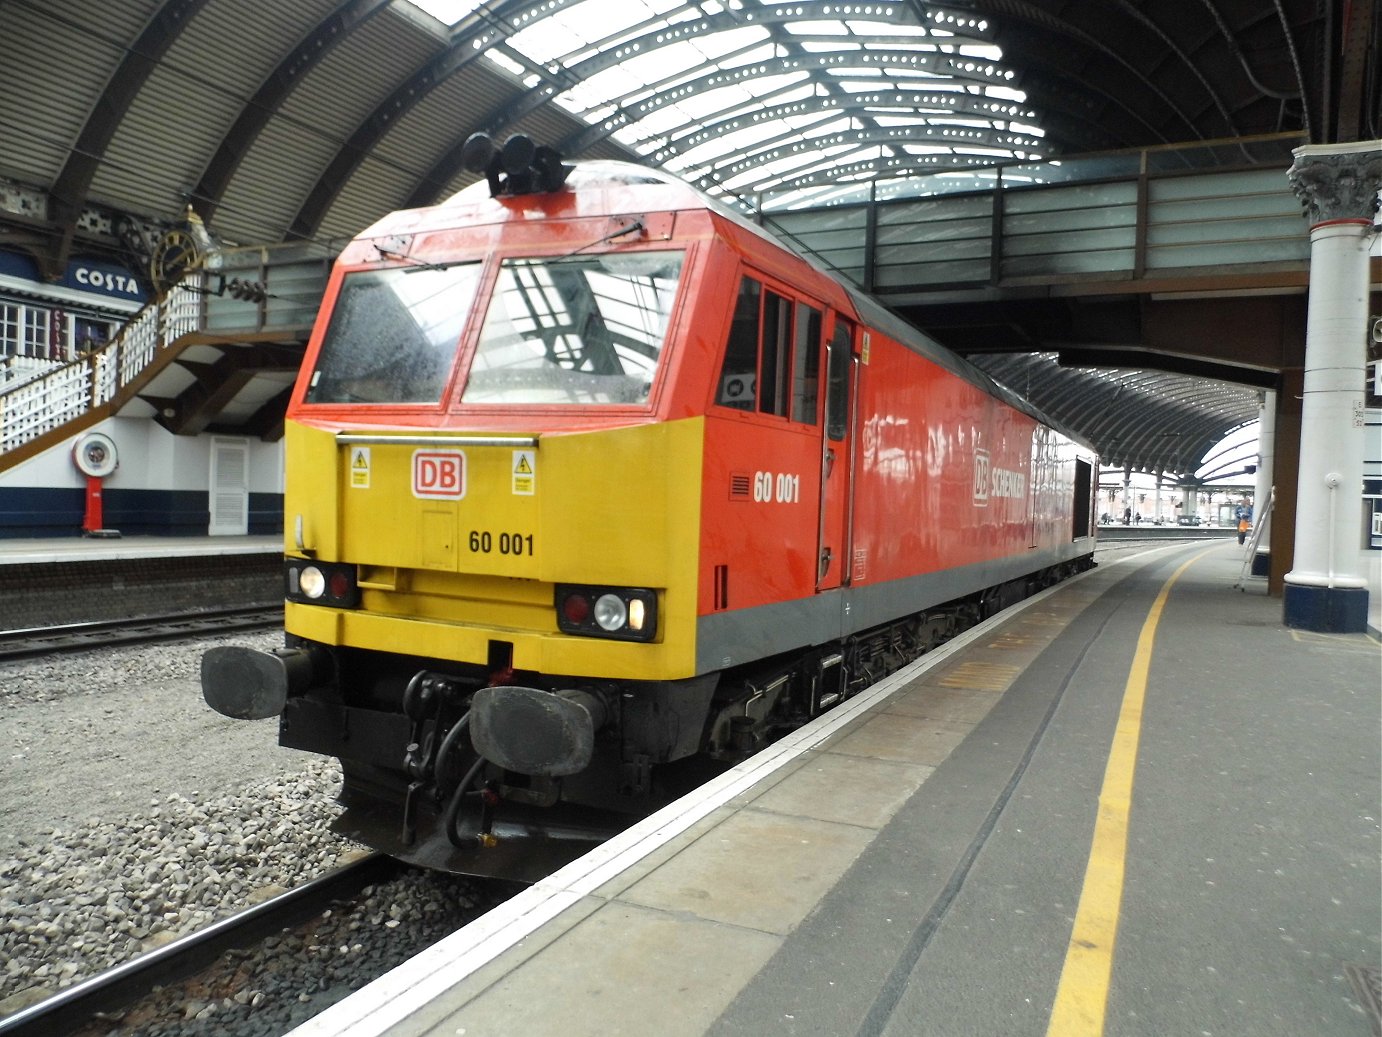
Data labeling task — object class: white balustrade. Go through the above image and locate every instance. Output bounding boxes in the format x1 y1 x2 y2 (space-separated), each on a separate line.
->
0 248 330 460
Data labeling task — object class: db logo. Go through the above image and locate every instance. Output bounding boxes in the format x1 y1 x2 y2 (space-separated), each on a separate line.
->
412 450 466 499
973 448 991 506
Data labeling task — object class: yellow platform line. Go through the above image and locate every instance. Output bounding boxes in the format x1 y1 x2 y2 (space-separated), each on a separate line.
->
1045 550 1210 1036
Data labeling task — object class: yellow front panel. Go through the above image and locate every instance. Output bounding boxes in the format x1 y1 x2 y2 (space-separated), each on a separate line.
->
283 418 705 681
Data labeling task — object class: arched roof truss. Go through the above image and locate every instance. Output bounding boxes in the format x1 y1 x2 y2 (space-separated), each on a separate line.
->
967 353 1261 477
0 0 1353 475
447 0 1037 206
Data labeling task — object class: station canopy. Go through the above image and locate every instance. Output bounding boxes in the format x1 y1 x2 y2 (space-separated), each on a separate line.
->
3 0 1349 475
966 353 1261 480
408 0 1272 476
410 0 1040 209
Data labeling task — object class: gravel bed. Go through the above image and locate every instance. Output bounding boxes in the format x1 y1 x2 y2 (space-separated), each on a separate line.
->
0 757 353 1005
0 631 510 1035
76 868 505 1037
0 629 284 711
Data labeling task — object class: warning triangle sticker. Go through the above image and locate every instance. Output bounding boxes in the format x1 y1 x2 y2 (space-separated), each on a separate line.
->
515 455 533 475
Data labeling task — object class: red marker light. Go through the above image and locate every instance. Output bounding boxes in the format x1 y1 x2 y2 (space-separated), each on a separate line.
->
328 571 353 600
562 593 591 625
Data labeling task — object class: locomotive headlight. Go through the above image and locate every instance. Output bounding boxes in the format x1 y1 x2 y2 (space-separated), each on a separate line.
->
593 593 627 632
285 560 360 608
299 566 327 599
556 585 657 642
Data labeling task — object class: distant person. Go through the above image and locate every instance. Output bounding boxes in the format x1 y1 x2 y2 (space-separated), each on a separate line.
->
1238 516 1250 544
1123 506 1132 524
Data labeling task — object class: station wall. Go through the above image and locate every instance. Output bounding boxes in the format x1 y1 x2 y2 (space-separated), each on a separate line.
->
0 416 283 538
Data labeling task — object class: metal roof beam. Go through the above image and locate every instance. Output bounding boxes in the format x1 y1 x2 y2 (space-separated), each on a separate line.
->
697 120 1044 181
480 20 1014 149
1333 0 1375 141
972 0 1204 145
40 0 209 278
650 87 1039 159
287 0 589 240
193 0 392 225
566 79 1039 163
760 150 1015 190
1057 347 1281 389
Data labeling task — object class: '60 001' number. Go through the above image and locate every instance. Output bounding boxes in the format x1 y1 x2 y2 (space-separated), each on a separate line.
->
468 530 534 555
753 471 800 503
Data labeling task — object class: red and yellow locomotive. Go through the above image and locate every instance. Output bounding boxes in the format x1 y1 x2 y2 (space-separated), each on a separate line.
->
204 139 1097 880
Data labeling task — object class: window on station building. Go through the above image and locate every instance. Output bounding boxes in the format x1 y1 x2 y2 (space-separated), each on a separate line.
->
0 302 50 360
0 302 122 364
74 317 113 354
0 304 19 358
715 274 822 427
22 307 50 359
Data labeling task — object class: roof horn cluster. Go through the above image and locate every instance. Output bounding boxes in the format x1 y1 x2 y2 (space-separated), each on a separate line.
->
461 133 573 198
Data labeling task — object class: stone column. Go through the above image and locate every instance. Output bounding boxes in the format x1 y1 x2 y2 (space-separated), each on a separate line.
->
1282 141 1381 632
1250 390 1275 577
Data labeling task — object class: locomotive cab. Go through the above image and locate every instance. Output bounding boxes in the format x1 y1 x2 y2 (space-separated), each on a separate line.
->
204 156 753 879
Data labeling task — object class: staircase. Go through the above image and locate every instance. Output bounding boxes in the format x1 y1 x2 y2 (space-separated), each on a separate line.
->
0 242 335 473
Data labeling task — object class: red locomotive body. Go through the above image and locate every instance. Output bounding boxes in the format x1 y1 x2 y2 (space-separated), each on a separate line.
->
203 153 1097 881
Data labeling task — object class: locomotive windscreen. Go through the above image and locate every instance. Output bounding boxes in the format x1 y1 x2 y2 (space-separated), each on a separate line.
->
305 263 482 405
460 251 683 406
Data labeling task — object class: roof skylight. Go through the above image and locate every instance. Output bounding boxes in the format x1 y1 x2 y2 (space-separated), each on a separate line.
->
403 0 1042 207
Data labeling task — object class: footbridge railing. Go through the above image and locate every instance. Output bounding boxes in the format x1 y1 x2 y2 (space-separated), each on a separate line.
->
0 242 334 463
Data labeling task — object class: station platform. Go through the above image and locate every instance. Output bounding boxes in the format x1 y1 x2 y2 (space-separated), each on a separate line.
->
0 533 281 565
0 535 281 629
289 541 1381 1037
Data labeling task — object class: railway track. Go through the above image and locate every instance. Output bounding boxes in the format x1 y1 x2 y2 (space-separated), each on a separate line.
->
0 853 403 1037
0 605 282 661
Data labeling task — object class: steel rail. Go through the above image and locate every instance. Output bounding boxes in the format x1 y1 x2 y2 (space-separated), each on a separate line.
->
0 605 283 660
0 853 402 1037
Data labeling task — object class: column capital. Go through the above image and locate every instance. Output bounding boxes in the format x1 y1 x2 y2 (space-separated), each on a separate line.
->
1287 141 1382 226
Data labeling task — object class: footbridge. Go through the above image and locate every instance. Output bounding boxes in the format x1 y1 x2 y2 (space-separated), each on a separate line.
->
0 243 332 475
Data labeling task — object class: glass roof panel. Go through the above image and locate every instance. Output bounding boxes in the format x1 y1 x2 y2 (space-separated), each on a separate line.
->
406 0 1041 204
403 0 488 25
507 0 658 62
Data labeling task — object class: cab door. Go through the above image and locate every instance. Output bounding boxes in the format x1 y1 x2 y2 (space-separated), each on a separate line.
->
816 316 856 591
